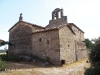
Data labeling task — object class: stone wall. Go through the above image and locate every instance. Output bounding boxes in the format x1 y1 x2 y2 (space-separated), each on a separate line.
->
75 41 86 50
71 25 84 41
59 25 76 64
8 8 88 66
46 16 67 28
32 29 61 65
76 49 88 60
8 21 43 56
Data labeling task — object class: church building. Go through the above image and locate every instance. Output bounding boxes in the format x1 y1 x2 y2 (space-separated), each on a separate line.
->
8 8 88 65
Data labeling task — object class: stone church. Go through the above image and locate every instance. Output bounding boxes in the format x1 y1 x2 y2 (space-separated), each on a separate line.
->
8 8 88 65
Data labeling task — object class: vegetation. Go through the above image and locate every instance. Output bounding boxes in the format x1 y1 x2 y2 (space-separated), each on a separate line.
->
0 54 22 61
0 54 24 71
0 41 8 71
0 70 46 75
0 41 13 47
83 38 93 50
0 57 7 71
0 40 15 71
85 37 100 75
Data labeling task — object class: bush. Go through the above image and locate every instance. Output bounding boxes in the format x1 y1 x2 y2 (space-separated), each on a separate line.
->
0 54 8 61
85 37 100 75
85 67 100 75
0 57 7 71
0 54 21 61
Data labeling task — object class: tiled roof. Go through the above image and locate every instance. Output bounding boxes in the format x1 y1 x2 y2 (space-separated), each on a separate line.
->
32 24 75 35
32 26 60 33
8 21 45 32
8 20 83 35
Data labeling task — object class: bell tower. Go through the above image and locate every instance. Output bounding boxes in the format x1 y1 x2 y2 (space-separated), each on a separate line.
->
46 8 67 28
52 8 64 20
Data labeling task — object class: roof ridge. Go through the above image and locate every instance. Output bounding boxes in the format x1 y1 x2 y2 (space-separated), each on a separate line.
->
68 23 84 33
32 24 67 33
21 21 44 28
8 21 45 32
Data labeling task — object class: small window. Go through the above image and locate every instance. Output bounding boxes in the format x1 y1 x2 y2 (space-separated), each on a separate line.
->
68 45 69 47
39 38 42 42
47 40 49 44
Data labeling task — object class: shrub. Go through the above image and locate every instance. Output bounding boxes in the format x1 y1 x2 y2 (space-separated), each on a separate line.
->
0 54 21 61
85 37 100 75
0 57 7 71
0 54 7 61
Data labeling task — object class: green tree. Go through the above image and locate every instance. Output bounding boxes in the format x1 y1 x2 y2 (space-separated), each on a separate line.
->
83 38 93 50
85 37 100 75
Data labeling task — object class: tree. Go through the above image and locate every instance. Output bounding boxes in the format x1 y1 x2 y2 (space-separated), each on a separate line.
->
83 38 93 50
84 37 100 75
0 41 13 47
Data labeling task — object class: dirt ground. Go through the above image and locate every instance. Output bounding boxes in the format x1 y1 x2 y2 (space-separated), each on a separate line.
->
0 58 90 75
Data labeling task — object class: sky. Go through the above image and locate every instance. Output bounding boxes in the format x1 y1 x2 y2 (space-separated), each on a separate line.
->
0 0 100 46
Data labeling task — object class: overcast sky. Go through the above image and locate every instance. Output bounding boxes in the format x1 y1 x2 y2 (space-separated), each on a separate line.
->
0 0 100 42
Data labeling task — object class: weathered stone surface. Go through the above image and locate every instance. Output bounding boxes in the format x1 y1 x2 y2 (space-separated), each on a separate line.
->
8 8 88 65
46 16 67 29
59 25 76 64
32 29 60 64
8 21 44 56
76 49 88 60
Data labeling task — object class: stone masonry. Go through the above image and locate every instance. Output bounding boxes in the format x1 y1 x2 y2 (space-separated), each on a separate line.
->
8 8 88 65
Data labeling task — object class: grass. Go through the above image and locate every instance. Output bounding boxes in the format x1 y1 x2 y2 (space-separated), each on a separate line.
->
62 58 90 68
0 57 7 71
0 53 90 75
0 71 46 75
0 58 90 75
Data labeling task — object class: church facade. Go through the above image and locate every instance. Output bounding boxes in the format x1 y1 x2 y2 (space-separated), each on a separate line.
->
8 8 88 65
